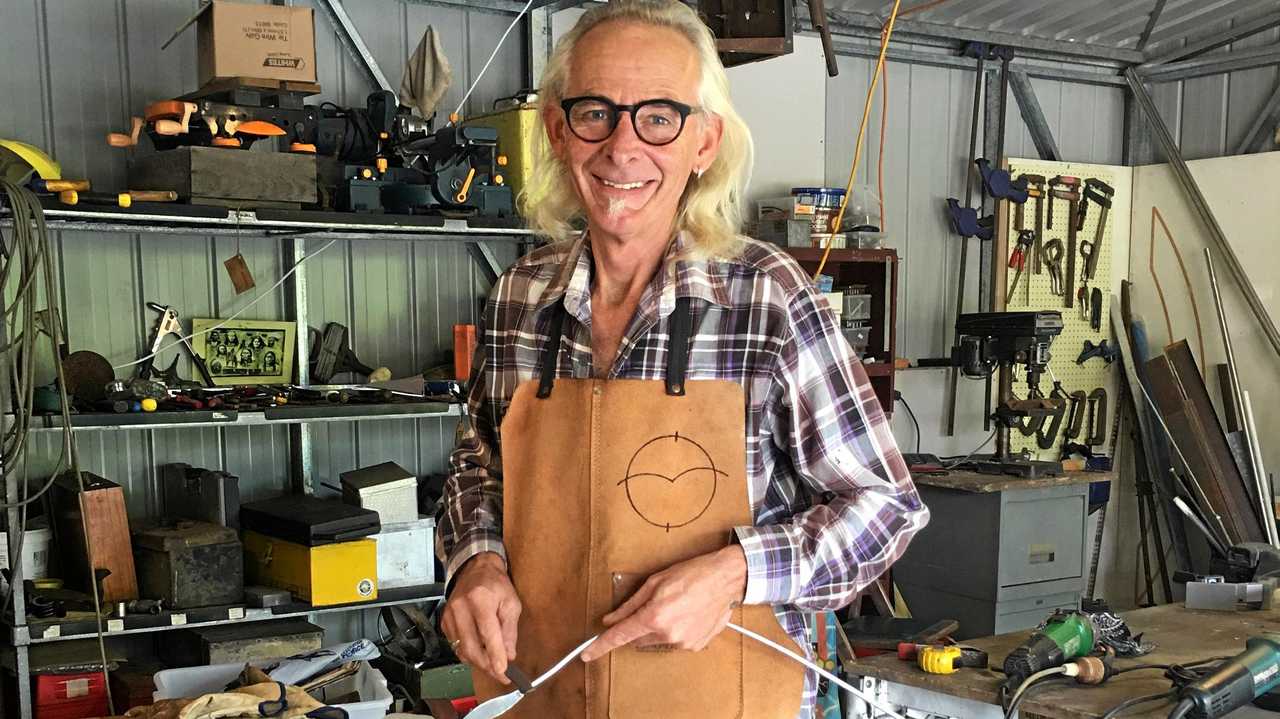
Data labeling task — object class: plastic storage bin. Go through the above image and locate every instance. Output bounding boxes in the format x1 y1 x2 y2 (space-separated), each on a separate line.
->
153 660 392 719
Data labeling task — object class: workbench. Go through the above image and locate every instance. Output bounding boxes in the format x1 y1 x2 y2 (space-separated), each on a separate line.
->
898 470 1113 638
843 603 1280 718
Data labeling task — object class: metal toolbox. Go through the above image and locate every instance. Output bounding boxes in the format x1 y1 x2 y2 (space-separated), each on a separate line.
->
372 516 436 589
160 619 323 667
340 462 419 526
132 519 243 609
160 463 240 528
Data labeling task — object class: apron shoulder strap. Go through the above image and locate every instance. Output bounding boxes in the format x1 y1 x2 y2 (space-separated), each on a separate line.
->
536 305 567 399
665 295 693 396
536 295 695 398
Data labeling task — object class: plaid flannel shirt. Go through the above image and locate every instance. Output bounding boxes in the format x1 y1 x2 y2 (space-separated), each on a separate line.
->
437 232 929 717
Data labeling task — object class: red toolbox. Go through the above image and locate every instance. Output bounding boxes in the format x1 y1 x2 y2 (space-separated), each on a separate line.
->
34 671 108 719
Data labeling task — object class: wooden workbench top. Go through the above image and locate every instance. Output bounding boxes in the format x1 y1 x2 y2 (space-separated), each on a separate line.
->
912 469 1114 493
845 603 1280 718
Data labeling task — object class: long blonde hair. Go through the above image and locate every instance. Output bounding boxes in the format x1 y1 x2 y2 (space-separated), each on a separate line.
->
521 0 754 259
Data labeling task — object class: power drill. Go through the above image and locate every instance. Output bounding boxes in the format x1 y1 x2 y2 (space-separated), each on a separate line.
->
1002 611 1096 691
1168 635 1280 718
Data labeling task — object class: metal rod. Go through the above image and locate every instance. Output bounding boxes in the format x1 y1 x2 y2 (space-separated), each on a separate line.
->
1140 10 1280 68
1205 249 1246 436
1141 46 1280 84
1233 80 1280 156
1135 0 1168 52
1125 68 1280 363
1009 70 1060 161
945 55 987 437
1243 392 1279 548
1174 496 1231 558
315 0 395 94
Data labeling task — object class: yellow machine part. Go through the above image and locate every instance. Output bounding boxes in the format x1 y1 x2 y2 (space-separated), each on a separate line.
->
463 103 537 204
0 139 61 179
242 530 378 606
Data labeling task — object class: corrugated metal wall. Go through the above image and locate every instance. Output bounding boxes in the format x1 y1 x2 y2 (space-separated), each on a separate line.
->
3 0 526 642
1149 27 1280 159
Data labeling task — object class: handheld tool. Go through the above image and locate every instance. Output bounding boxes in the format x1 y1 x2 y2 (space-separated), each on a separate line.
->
1022 175 1047 274
1090 287 1103 331
1081 178 1114 281
1046 175 1079 230
1043 239 1064 296
916 645 989 675
976 158 1029 203
137 303 214 387
1085 388 1108 447
1063 390 1088 441
1167 635 1280 718
1035 383 1069 450
309 322 389 383
1006 230 1035 305
1076 339 1119 365
1003 611 1096 691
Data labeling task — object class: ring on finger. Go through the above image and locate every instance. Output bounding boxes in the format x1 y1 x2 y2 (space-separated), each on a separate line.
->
450 637 463 651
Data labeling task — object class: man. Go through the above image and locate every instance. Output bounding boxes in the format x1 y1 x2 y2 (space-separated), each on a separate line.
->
437 2 929 716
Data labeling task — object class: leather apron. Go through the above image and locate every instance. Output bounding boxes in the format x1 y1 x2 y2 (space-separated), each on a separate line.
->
473 296 806 718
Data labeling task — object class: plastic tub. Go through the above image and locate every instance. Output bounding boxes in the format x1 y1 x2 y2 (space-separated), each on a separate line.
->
154 660 392 719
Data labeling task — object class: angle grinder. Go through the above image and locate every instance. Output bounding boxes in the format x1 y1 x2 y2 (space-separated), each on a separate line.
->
1002 610 1097 692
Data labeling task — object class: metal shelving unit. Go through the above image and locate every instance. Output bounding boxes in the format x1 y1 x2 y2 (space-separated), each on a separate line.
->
7 584 444 647
1 206 531 717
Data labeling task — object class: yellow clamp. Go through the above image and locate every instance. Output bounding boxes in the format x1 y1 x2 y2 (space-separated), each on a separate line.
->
918 645 962 675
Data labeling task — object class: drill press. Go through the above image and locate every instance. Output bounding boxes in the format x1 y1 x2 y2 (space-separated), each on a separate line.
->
954 311 1065 478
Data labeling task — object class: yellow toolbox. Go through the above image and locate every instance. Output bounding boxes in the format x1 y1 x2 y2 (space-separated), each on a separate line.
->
464 103 538 203
242 530 377 606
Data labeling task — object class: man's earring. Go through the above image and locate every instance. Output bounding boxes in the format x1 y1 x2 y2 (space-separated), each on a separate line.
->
695 167 704 179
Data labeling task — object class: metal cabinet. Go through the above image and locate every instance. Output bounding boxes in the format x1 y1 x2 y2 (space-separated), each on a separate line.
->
894 473 1100 640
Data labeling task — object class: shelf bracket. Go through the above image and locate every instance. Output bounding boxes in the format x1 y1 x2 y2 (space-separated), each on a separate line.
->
467 241 504 286
315 0 395 94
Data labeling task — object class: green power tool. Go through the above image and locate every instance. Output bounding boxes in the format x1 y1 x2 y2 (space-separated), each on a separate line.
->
1167 635 1280 718
1002 610 1097 691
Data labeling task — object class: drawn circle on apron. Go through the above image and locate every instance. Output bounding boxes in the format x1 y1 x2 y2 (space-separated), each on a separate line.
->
618 432 727 532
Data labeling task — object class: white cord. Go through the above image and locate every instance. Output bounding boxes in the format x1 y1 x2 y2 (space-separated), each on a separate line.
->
451 0 536 121
532 633 599 689
727 622 910 719
111 239 337 371
1008 665 1070 707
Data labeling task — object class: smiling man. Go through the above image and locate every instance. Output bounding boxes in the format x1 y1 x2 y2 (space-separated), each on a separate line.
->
436 2 929 716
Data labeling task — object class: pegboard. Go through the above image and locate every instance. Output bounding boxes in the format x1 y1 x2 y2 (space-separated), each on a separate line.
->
996 159 1130 460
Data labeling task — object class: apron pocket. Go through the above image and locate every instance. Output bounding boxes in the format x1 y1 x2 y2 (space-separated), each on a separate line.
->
607 572 745 719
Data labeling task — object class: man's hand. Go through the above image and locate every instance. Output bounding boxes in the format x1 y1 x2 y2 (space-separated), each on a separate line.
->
580 545 747 662
442 552 522 683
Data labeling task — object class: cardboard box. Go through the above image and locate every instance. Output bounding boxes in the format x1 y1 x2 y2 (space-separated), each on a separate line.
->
178 1 316 86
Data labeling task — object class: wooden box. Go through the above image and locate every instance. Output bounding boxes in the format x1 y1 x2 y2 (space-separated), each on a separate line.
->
129 146 317 208
50 474 138 602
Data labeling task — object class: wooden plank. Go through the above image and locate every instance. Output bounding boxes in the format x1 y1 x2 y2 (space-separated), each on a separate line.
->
1165 340 1264 541
846 603 1280 718
913 470 1111 494
130 147 317 206
1145 355 1259 544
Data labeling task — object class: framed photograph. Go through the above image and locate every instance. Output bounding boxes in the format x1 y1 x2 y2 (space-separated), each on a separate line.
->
191 319 296 386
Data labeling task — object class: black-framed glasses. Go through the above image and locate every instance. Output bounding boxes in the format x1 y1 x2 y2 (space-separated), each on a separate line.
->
560 96 697 146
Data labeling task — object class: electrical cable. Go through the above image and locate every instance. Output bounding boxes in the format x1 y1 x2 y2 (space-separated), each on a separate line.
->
725 622 910 719
1007 665 1071 709
0 180 115 714
944 429 997 469
109 238 337 372
814 0 903 280
895 392 921 453
451 0 536 123
1099 690 1178 719
1003 676 1075 719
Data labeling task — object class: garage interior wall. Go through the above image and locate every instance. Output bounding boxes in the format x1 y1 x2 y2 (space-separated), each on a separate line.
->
5 0 1276 631
0 0 527 641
